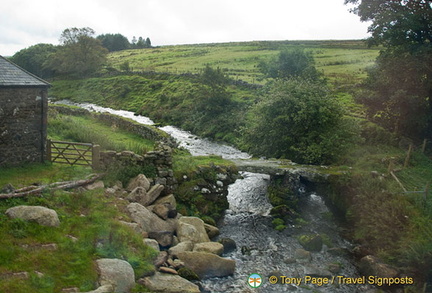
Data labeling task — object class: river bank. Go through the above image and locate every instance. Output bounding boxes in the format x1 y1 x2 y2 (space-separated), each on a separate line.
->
52 101 398 292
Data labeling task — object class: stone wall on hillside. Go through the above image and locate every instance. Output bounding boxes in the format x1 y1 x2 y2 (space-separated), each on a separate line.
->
50 105 176 147
0 88 48 166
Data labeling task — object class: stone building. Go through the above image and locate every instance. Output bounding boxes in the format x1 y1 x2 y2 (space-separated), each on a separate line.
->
0 55 50 167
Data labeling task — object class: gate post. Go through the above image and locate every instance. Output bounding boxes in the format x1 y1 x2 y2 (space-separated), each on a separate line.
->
46 139 52 162
92 144 100 170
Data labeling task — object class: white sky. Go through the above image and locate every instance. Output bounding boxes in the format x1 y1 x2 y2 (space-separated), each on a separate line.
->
0 0 370 56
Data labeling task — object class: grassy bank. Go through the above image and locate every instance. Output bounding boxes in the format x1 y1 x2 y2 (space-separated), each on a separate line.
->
323 143 432 287
0 106 238 292
0 173 156 292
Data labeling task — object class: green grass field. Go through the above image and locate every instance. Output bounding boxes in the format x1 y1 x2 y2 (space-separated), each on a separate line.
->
108 40 379 84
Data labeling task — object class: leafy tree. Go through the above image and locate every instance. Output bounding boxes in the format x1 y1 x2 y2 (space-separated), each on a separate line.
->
134 36 152 48
46 27 108 77
358 47 431 137
345 0 432 47
145 37 152 48
190 66 237 138
10 43 57 78
97 33 130 52
346 0 432 138
242 79 359 164
259 48 322 81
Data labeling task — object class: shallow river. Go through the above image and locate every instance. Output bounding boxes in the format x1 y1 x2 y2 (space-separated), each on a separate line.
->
54 101 371 292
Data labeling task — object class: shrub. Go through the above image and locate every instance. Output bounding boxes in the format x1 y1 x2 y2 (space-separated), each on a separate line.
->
242 79 360 164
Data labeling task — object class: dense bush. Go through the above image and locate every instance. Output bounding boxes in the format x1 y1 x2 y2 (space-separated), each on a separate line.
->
242 78 360 164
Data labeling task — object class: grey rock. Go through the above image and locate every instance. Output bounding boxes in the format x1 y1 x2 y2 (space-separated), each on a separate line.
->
298 234 323 252
82 285 114 293
359 255 399 278
193 242 224 255
6 205 60 227
218 238 237 254
126 174 150 192
139 272 200 293
118 221 142 234
294 248 312 263
85 180 105 190
126 187 147 204
152 204 170 220
148 231 174 247
145 184 165 205
96 258 135 293
304 265 332 278
204 223 220 239
168 241 194 258
177 217 210 243
177 251 235 279
143 238 160 252
154 194 177 209
127 203 175 233
153 251 169 268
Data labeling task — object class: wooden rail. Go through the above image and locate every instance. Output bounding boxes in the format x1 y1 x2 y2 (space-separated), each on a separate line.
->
46 140 100 169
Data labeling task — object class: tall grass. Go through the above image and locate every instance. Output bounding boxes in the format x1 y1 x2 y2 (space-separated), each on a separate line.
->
48 113 153 155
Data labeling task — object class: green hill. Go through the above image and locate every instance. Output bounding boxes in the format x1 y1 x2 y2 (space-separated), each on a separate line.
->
107 40 379 84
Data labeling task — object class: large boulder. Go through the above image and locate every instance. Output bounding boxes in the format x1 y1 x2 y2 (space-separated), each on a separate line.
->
143 238 160 252
127 203 175 233
168 241 194 258
126 174 150 192
298 234 323 252
176 251 235 279
126 187 147 204
218 238 237 254
148 231 174 247
359 255 399 278
204 223 220 239
145 184 165 205
5 205 60 227
139 272 200 293
96 258 135 293
177 217 210 243
193 242 224 255
152 204 170 220
154 194 177 209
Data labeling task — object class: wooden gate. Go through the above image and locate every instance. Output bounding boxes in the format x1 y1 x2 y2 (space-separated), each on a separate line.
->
46 140 100 169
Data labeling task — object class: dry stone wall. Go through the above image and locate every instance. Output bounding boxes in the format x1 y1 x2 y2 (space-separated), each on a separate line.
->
100 143 178 194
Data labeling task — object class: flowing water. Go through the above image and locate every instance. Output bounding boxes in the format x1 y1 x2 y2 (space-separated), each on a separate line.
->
54 101 371 292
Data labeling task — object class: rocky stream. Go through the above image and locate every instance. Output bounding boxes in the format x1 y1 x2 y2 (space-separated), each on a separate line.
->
55 101 375 292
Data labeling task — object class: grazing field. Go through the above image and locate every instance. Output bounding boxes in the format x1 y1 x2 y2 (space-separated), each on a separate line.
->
107 40 379 85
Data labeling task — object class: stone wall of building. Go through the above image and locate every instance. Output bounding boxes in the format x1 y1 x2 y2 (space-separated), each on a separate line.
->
0 88 48 166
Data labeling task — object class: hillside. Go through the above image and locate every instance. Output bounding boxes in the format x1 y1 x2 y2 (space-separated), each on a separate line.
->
50 40 378 146
107 40 379 85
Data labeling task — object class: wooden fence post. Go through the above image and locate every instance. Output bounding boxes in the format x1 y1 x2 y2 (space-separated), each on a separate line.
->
46 139 52 162
92 145 100 170
403 144 413 169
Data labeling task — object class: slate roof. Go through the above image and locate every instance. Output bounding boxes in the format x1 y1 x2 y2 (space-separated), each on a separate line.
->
0 55 50 88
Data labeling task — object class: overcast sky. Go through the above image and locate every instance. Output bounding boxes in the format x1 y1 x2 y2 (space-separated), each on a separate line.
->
1 0 370 56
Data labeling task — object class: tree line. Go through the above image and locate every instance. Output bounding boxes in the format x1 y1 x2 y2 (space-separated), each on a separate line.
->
10 27 151 78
